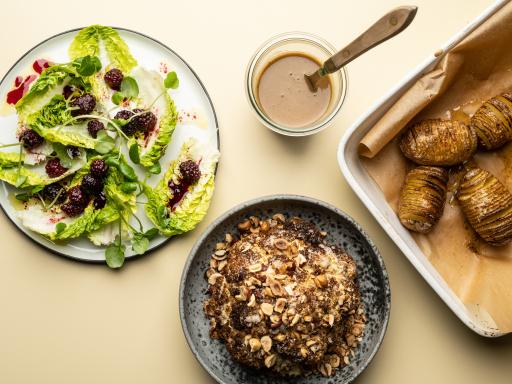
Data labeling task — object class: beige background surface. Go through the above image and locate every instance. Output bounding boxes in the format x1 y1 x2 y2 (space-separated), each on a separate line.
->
0 0 511 383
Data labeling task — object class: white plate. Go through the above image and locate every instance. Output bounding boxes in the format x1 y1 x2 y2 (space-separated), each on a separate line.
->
337 1 507 337
0 27 219 262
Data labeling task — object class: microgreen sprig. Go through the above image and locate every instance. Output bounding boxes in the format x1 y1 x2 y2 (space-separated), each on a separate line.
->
0 142 22 149
104 212 159 268
14 143 26 188
73 55 102 77
111 76 139 105
105 221 126 269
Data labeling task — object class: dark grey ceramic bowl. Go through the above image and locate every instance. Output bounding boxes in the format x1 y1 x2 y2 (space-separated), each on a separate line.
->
179 195 390 384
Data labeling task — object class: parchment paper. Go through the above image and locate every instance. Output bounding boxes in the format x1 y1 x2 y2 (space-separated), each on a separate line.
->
360 2 512 332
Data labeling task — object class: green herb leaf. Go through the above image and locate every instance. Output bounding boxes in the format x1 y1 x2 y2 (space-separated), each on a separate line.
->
105 156 120 168
144 227 159 240
112 118 128 127
15 192 31 202
112 92 125 105
52 143 73 168
120 182 138 193
55 222 67 234
94 130 115 154
75 55 102 76
105 235 126 268
95 140 115 154
96 130 110 141
31 185 44 194
131 233 149 255
129 142 140 164
105 244 125 268
164 71 179 89
120 76 139 99
147 162 161 175
119 162 137 181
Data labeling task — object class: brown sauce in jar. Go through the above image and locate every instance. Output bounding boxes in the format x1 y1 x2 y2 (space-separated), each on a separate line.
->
256 53 332 128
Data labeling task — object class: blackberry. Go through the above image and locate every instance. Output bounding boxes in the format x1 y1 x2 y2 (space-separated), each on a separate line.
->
61 202 85 217
93 191 107 210
114 110 136 136
19 129 44 149
42 183 66 204
87 120 104 138
179 160 201 184
67 146 80 158
104 68 123 90
90 159 109 178
114 109 133 121
167 181 186 208
132 109 157 133
45 158 68 178
70 94 96 116
81 174 104 195
63 85 77 100
67 185 88 206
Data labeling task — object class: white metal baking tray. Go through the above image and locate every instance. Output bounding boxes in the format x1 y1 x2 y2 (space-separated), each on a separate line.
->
337 0 509 337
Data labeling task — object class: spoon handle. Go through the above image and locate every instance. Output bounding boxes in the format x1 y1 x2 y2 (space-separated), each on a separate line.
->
322 6 418 74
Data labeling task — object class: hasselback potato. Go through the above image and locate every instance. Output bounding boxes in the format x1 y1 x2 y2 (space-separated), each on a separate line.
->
457 168 512 246
470 93 512 150
398 166 448 233
399 119 477 166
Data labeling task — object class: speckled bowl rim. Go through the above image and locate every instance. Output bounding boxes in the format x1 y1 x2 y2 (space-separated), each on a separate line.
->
179 194 391 384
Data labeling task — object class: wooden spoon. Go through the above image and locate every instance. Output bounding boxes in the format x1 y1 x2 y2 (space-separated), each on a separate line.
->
305 6 418 91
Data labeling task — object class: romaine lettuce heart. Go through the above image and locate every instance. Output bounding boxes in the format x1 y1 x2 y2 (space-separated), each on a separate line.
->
32 122 97 149
16 155 136 241
88 220 130 246
69 25 137 74
15 60 92 119
145 139 219 236
127 67 178 168
0 149 86 188
15 67 71 119
27 94 71 128
17 201 118 240
51 203 119 241
24 93 97 150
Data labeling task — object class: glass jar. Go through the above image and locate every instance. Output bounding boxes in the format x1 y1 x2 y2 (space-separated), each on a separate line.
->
246 32 348 137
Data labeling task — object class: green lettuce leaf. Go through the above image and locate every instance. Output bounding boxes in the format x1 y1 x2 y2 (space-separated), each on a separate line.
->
54 156 136 241
24 93 97 149
33 123 97 149
88 218 130 246
0 149 86 188
128 67 178 168
0 152 24 167
145 140 219 236
140 97 177 167
0 166 45 187
15 66 72 119
27 94 71 128
16 154 136 241
69 25 137 73
15 60 92 119
51 202 118 240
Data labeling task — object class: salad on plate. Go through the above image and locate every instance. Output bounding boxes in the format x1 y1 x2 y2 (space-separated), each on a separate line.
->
0 25 219 268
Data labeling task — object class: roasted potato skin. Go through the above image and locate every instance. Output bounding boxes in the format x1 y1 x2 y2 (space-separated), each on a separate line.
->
457 168 512 246
470 93 512 150
399 119 477 166
398 166 448 233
